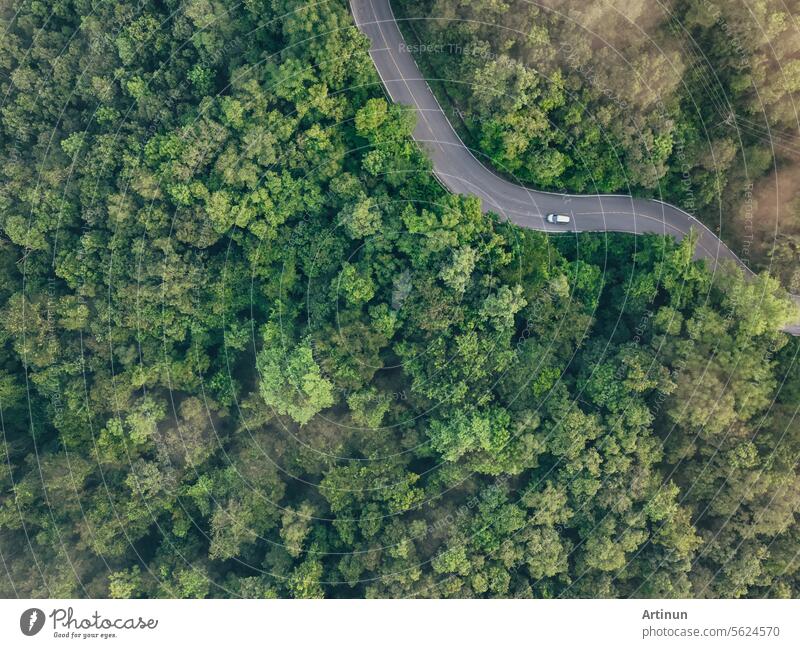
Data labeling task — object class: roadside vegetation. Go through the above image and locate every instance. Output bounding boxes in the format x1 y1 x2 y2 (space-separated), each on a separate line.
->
0 0 798 598
395 0 800 290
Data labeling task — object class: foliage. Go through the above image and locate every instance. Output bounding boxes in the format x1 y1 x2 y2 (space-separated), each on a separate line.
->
394 0 800 284
0 0 798 600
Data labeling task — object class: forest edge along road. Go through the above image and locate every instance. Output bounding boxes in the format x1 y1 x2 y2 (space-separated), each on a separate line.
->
349 0 800 335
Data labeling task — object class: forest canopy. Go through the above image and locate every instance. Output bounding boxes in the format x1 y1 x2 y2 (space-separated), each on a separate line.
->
0 0 799 599
395 0 800 290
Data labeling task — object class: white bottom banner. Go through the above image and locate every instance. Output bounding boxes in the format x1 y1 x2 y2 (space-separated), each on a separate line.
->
1 599 797 648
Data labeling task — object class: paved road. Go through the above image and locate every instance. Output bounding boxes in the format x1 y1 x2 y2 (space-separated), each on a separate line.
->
350 0 800 335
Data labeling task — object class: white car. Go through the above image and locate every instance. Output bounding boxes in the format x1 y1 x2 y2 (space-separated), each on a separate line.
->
546 213 571 224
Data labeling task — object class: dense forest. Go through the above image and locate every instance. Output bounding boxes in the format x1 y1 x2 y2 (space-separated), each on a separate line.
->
0 0 799 598
395 0 800 291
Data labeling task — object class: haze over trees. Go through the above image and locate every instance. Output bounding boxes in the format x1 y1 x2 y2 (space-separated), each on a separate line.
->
0 0 799 598
395 0 800 289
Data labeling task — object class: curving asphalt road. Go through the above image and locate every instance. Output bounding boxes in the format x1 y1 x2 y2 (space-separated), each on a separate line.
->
349 0 800 335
